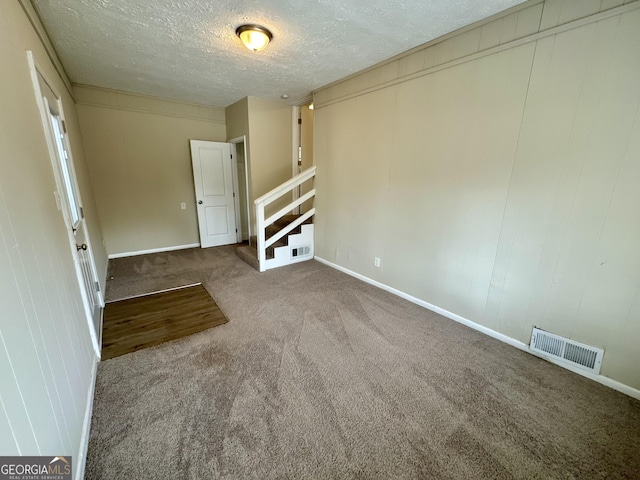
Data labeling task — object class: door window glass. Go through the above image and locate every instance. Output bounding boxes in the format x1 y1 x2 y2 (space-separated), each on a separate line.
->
48 108 81 227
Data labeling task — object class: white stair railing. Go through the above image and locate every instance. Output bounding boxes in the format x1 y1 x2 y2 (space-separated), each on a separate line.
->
255 166 316 272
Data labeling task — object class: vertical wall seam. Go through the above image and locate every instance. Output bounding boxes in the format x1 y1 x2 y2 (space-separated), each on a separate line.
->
0 392 21 455
570 13 626 336
482 39 541 331
25 227 75 451
525 21 601 342
0 331 40 454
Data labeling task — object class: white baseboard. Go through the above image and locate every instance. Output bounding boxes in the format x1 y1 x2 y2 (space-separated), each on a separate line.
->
314 256 640 401
527 350 640 400
76 355 99 480
108 243 200 259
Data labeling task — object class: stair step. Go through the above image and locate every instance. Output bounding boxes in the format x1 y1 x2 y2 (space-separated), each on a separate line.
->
238 214 314 270
265 225 290 244
266 214 313 243
235 244 259 270
274 214 313 229
248 236 286 255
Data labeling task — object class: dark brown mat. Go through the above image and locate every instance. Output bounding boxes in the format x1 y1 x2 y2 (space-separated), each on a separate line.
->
101 284 228 360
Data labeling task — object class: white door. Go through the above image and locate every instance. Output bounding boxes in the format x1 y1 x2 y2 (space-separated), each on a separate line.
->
74 221 102 346
190 140 238 248
35 71 102 356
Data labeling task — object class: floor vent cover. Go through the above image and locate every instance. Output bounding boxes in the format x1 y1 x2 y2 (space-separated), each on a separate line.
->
530 328 604 374
291 245 311 258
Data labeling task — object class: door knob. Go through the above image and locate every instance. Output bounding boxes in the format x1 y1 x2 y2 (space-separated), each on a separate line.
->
76 243 87 251
198 200 203 204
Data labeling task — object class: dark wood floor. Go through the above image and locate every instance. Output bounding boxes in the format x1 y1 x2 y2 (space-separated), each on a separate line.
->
101 284 228 360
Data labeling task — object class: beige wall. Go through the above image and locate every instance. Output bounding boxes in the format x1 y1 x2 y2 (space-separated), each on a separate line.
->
226 96 293 230
0 0 105 469
247 97 293 221
225 97 250 143
313 0 640 390
75 87 226 256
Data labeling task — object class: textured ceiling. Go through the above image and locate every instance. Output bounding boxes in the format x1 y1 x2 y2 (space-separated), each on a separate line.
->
32 0 525 107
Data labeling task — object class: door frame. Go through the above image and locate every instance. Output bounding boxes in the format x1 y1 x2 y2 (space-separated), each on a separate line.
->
190 140 238 248
229 135 251 243
291 106 301 212
27 51 103 357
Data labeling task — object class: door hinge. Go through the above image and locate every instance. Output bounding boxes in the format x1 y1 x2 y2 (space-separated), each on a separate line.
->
235 228 238 233
94 281 100 292
80 207 84 219
62 120 67 133
298 118 302 125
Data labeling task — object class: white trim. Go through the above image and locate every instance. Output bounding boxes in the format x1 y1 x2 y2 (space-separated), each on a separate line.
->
314 256 640 401
254 167 317 271
27 52 102 357
230 143 242 243
263 224 314 271
292 106 301 207
255 166 317 205
229 135 251 241
527 349 639 400
108 243 200 259
76 355 98 480
97 308 103 356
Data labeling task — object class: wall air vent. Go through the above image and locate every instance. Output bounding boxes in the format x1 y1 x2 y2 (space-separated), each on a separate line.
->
291 245 311 258
530 327 604 374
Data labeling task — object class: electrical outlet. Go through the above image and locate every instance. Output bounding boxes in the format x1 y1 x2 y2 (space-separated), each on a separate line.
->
181 202 186 210
374 257 381 268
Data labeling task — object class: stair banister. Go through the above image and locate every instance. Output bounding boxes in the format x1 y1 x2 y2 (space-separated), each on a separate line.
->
264 209 315 249
265 189 316 226
254 166 316 272
254 166 316 206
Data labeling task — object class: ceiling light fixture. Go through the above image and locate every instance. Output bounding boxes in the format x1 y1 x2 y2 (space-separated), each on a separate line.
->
236 24 273 53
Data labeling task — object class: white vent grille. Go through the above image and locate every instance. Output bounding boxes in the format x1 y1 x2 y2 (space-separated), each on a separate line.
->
530 328 604 374
291 245 311 258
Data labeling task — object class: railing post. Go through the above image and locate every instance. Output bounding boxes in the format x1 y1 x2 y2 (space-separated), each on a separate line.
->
256 201 266 272
253 166 317 272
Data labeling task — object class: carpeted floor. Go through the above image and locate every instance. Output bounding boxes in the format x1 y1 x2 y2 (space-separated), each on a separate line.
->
87 246 640 479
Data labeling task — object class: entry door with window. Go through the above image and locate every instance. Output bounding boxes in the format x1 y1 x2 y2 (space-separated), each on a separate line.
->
190 140 237 248
32 63 103 356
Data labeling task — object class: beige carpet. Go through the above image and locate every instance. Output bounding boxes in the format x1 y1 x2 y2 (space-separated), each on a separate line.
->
87 246 640 479
105 252 206 302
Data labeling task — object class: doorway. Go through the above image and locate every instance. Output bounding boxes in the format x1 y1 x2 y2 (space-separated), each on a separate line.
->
229 135 250 243
190 140 238 248
28 52 103 356
293 104 314 214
